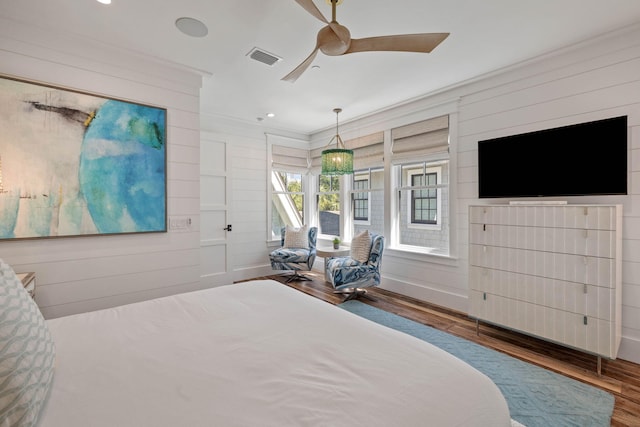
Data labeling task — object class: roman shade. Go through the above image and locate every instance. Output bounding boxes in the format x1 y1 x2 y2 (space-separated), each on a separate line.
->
391 115 449 162
272 144 309 172
346 132 384 170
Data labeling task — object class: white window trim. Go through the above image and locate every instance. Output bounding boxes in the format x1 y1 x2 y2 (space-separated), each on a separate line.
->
391 157 451 255
301 105 460 259
316 174 342 239
386 107 458 259
266 133 311 244
352 174 371 225
270 170 307 242
405 166 442 231
354 219 371 226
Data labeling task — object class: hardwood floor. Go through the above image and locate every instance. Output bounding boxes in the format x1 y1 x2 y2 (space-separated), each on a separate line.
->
250 272 640 426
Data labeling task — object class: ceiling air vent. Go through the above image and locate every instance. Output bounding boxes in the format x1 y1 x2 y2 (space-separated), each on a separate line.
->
247 47 282 66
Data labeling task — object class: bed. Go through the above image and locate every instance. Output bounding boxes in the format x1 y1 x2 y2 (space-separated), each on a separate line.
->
1 265 511 426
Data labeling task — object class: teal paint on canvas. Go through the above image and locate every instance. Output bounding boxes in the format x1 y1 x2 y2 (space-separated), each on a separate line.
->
0 76 167 239
79 100 166 234
0 195 19 238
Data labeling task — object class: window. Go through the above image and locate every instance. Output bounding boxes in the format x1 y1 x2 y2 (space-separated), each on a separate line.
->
269 141 309 241
351 169 384 238
301 114 454 257
271 171 304 240
391 115 450 255
410 170 438 225
352 177 369 222
317 175 340 237
396 161 447 253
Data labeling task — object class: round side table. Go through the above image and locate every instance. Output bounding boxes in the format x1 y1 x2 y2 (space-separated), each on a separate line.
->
316 246 350 282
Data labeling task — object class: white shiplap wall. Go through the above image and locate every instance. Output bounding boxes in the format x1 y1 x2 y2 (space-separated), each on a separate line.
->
455 25 640 362
0 18 203 318
305 23 640 363
4 14 639 365
199 117 310 282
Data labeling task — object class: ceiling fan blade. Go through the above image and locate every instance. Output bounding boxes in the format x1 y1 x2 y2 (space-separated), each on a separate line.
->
345 33 450 54
281 47 320 83
293 0 329 24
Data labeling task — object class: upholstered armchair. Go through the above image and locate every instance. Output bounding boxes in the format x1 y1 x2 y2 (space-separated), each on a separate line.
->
326 232 384 301
269 226 318 282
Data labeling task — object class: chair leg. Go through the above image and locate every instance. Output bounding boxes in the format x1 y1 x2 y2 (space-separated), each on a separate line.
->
334 287 376 302
285 271 312 283
358 289 377 302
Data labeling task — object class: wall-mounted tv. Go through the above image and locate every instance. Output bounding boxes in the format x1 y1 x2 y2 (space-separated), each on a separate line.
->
478 116 628 199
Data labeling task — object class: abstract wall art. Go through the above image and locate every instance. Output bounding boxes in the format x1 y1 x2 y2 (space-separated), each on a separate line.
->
0 75 167 240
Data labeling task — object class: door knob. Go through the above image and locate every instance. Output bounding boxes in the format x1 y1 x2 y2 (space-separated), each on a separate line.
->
223 224 232 232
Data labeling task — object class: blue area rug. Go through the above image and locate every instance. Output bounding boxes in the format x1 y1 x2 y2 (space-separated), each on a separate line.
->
339 300 614 427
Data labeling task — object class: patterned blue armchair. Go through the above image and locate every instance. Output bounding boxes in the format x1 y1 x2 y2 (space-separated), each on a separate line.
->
269 226 318 282
326 233 384 301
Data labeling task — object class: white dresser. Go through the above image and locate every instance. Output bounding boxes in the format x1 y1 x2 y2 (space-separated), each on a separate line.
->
469 204 622 361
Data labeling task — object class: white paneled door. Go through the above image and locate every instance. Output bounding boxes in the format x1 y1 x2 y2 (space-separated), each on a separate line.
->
200 135 233 286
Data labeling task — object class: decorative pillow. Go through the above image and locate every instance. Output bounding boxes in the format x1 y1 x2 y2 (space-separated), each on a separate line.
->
283 225 309 249
351 230 372 263
0 259 55 427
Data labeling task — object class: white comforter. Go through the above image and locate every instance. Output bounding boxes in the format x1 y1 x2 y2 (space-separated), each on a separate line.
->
39 280 510 426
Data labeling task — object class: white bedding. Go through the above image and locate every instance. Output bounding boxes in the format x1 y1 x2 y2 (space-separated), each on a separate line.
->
38 280 510 426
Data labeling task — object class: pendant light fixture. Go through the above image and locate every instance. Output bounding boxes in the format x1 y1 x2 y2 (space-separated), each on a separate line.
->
321 108 353 175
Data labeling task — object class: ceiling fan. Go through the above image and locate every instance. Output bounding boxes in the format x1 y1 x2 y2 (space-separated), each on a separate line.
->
282 0 450 82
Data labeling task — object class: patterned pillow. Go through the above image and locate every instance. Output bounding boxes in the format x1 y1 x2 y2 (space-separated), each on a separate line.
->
0 259 55 427
351 230 372 263
283 225 309 249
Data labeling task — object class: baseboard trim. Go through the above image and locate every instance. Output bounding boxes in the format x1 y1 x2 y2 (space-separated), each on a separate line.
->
618 337 640 364
379 275 468 314
232 265 274 282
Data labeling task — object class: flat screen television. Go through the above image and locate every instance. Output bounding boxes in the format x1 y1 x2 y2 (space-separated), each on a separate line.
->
478 116 628 198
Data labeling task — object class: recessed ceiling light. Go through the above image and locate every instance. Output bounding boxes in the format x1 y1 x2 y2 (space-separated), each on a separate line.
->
175 17 208 38
96 0 111 4
266 113 275 118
